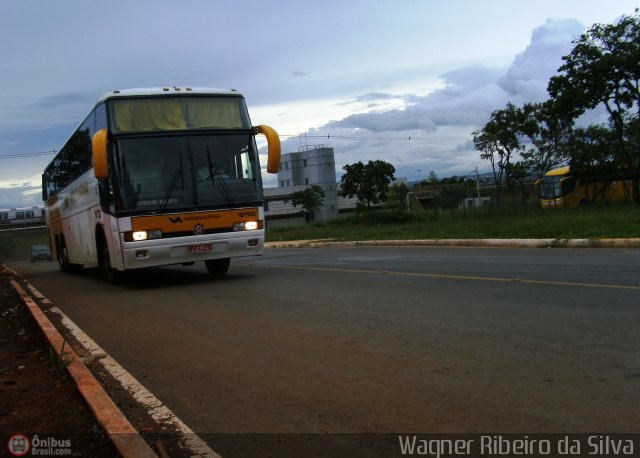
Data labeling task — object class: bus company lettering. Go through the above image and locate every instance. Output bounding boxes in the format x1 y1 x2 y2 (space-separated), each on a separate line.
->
63 181 90 208
169 214 221 223
69 181 90 202
238 211 256 217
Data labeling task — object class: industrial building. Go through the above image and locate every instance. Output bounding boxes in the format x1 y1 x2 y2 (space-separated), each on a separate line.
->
264 146 360 226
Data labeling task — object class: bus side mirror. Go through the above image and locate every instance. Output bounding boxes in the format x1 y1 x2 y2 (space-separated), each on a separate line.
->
92 129 109 179
254 125 281 174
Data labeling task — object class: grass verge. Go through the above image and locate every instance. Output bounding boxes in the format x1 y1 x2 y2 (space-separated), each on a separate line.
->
266 204 640 242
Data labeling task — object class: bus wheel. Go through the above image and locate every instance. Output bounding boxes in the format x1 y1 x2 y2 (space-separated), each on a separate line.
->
58 240 82 274
58 241 68 273
205 258 230 276
102 242 124 285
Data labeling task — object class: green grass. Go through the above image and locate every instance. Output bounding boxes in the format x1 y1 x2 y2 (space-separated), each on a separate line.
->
266 204 640 242
2 205 637 263
0 227 49 262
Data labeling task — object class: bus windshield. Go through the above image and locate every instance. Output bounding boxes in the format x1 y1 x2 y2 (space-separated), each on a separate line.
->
109 96 251 133
540 175 575 199
113 133 261 212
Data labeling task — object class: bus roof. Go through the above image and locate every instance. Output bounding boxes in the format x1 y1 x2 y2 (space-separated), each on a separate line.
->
97 87 243 104
545 166 571 177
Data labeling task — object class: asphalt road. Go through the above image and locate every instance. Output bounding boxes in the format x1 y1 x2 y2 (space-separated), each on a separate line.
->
10 246 640 435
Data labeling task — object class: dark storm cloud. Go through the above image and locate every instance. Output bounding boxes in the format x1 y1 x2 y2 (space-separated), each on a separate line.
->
353 93 399 103
31 92 94 109
328 106 439 133
0 124 77 155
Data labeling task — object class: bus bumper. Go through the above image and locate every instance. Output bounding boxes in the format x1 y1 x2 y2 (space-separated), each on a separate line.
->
120 231 264 270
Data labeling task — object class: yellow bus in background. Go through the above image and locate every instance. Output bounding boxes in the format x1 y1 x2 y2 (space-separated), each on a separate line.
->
539 166 632 208
43 87 281 283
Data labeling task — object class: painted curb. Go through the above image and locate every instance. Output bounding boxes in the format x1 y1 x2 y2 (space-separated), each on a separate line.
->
5 268 157 458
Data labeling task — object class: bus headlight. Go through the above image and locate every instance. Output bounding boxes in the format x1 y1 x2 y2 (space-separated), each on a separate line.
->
125 229 163 241
132 231 147 241
233 221 260 231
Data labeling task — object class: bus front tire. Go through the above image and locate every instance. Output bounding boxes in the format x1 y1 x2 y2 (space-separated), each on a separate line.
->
205 258 230 276
102 242 124 285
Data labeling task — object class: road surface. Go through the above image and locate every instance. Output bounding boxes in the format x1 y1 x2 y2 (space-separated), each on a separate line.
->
11 246 640 436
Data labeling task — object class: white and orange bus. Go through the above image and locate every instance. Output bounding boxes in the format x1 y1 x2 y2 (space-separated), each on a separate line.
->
43 87 280 283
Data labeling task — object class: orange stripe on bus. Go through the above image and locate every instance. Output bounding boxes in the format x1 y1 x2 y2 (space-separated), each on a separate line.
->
131 208 259 233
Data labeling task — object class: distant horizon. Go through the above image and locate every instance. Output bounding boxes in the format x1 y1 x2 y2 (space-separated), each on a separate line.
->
1 169 507 208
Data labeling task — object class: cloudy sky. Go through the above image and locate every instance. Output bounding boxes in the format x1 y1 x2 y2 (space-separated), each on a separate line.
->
0 0 636 206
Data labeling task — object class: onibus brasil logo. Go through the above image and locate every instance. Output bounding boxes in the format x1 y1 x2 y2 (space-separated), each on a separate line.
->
7 433 29 456
7 433 72 456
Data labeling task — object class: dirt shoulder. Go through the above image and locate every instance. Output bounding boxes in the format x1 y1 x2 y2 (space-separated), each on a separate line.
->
0 266 202 458
0 267 120 457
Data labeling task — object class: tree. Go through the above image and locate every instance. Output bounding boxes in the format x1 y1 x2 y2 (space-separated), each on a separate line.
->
286 184 325 222
505 161 531 207
384 182 409 212
472 102 526 206
548 10 640 202
519 100 573 180
567 125 619 204
568 125 617 175
441 175 465 184
341 160 396 213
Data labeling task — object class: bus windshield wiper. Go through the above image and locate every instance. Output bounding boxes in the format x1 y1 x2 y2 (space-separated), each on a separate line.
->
206 146 234 204
161 168 182 210
160 153 184 210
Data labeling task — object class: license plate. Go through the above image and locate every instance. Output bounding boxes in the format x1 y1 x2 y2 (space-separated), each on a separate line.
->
190 244 213 254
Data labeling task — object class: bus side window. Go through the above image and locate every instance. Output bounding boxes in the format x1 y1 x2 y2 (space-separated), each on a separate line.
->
95 103 107 131
562 178 576 196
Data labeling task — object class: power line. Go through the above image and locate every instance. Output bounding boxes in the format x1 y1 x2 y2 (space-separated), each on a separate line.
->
280 134 467 142
1 133 468 160
0 150 56 160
